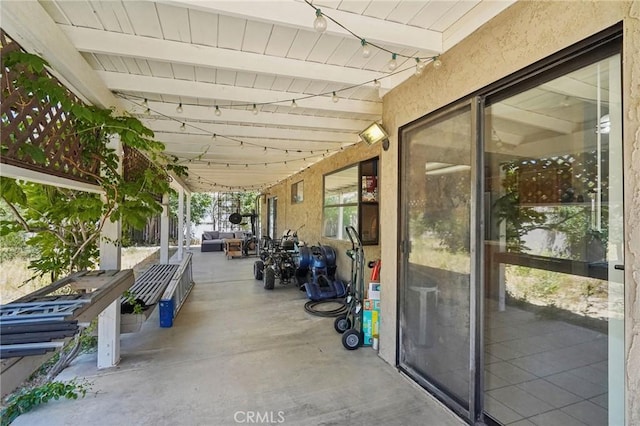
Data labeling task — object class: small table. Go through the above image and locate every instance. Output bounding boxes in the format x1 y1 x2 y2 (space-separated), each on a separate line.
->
224 239 244 259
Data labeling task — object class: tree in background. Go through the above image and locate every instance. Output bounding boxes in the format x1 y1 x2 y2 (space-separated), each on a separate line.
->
169 191 213 226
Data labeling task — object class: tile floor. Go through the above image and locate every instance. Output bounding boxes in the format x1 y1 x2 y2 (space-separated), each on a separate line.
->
484 301 609 425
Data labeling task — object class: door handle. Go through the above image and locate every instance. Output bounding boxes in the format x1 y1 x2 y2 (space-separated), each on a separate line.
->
614 264 624 270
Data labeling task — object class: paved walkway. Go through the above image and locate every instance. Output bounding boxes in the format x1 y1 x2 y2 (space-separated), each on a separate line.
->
13 249 463 426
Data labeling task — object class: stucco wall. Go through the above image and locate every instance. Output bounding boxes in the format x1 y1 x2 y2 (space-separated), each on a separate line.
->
380 0 639 423
262 142 382 282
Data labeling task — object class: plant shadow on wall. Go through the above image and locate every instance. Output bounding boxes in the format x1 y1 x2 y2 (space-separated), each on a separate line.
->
492 155 610 329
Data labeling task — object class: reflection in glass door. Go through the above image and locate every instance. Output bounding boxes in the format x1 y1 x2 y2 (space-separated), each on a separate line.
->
399 105 473 414
483 54 624 425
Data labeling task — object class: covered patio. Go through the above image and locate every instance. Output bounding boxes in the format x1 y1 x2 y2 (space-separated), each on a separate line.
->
12 250 462 426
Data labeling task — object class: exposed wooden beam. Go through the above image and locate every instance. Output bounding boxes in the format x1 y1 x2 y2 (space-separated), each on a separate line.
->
158 0 442 53
62 26 394 90
128 101 370 132
143 120 358 143
99 72 382 115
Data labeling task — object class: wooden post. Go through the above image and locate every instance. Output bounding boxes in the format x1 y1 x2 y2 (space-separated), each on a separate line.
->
97 135 122 369
160 193 169 264
186 192 192 251
177 186 184 261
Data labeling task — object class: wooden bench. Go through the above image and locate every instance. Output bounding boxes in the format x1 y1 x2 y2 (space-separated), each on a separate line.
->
121 264 178 333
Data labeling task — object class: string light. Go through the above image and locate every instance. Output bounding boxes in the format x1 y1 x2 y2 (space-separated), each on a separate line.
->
433 56 442 69
252 104 258 115
332 91 339 103
313 8 327 32
142 98 148 107
415 58 426 75
176 103 183 113
388 53 398 71
214 105 221 116
374 79 381 89
180 122 186 132
291 99 297 109
145 107 151 115
212 133 216 140
361 39 371 58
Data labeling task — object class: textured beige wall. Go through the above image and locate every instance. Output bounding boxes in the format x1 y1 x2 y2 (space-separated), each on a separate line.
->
262 142 382 282
379 1 639 423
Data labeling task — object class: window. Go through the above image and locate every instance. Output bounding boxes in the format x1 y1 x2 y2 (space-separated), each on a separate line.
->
291 180 303 204
323 158 379 244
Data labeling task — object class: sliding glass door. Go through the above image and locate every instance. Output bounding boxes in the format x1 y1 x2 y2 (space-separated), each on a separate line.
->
399 104 473 415
483 53 623 426
398 36 624 425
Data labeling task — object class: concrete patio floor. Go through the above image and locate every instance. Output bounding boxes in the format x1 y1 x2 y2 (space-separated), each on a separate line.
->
13 249 463 426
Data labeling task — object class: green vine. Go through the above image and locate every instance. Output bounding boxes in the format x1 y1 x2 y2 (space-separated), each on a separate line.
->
0 379 92 426
0 50 187 281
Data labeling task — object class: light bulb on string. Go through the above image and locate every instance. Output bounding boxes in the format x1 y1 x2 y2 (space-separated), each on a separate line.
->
142 98 148 107
388 53 398 71
212 133 216 140
252 104 258 115
332 91 339 103
214 106 221 116
144 107 151 115
373 79 381 89
176 103 183 113
361 39 371 58
313 9 327 32
240 141 244 149
180 122 186 132
291 99 297 109
285 150 289 156
433 56 442 69
415 58 426 75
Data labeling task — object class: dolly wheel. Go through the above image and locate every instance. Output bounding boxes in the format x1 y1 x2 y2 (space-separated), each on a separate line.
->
264 267 275 290
342 329 361 350
334 315 351 334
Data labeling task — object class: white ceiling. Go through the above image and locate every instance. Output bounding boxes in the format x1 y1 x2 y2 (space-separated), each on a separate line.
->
2 0 517 192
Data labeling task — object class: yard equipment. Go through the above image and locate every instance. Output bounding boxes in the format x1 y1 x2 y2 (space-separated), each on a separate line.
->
253 227 305 290
334 226 366 350
298 244 346 301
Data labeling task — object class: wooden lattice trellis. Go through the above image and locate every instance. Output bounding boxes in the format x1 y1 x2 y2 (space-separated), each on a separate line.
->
0 30 100 184
1 30 162 188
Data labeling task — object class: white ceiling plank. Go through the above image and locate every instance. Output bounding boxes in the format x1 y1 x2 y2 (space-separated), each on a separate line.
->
147 60 175 78
264 26 298 57
158 0 442 53
121 57 144 75
156 3 191 42
242 20 273 54
254 74 277 90
306 34 343 64
82 53 104 71
130 101 369 131
52 0 103 29
217 15 246 50
62 27 395 89
100 72 382 115
443 0 517 51
172 63 196 81
188 8 218 47
337 1 370 15
195 66 216 83
386 1 428 25
235 72 258 89
87 1 133 33
216 69 237 86
1 0 120 110
39 1 71 25
362 1 399 20
135 59 153 76
122 2 164 38
430 0 480 33
271 76 295 92
286 30 322 61
409 0 456 29
156 134 346 150
326 38 361 66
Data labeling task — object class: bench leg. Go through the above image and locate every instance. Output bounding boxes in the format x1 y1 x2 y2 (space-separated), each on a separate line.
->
97 300 121 368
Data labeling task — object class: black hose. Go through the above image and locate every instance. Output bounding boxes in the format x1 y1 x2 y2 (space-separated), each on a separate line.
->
304 298 347 317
